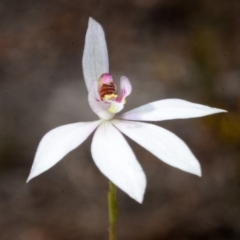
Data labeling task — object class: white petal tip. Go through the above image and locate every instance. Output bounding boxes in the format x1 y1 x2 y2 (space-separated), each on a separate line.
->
131 180 146 204
26 173 36 183
178 166 202 177
26 176 32 183
191 166 202 177
196 170 202 177
89 17 98 25
129 191 144 204
214 108 227 113
135 195 144 204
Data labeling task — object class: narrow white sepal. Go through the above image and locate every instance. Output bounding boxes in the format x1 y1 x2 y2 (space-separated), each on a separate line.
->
91 121 146 203
119 99 227 121
112 120 202 177
82 17 109 91
27 120 101 182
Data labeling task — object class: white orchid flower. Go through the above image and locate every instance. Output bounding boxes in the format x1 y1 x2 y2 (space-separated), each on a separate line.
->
27 17 226 203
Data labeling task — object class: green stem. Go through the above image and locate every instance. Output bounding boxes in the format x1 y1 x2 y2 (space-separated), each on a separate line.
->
108 181 118 240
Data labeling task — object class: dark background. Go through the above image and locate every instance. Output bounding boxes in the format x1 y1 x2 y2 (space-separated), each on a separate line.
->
0 0 240 239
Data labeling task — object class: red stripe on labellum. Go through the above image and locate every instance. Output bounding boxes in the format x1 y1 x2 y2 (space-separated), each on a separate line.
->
100 82 117 100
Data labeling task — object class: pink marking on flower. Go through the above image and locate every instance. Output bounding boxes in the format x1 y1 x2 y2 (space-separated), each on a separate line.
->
116 88 126 103
101 73 113 84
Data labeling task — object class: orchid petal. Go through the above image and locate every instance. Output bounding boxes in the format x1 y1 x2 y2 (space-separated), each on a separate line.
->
27 121 101 182
88 81 115 120
91 121 146 203
112 120 201 176
119 76 132 98
82 17 109 91
119 99 227 121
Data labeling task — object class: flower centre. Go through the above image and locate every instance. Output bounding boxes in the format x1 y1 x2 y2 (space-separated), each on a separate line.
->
98 73 117 101
100 82 117 100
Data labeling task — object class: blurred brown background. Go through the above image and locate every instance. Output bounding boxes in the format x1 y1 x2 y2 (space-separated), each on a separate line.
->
0 0 240 239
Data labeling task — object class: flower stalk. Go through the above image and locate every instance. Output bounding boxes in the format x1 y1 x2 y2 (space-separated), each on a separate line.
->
108 181 118 240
